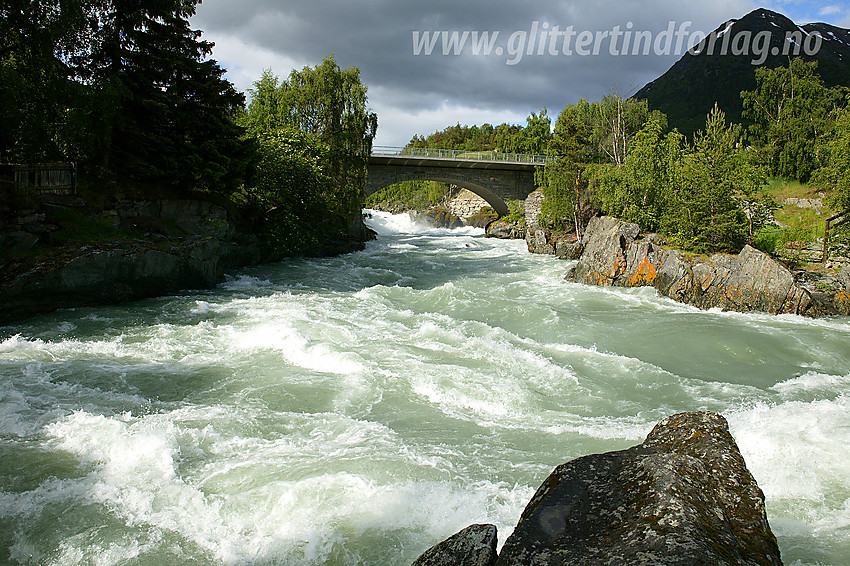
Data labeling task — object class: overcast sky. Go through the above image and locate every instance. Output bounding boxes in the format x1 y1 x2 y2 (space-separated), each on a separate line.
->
191 1 850 147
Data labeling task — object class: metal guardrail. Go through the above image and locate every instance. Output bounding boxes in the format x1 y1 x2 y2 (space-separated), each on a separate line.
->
371 146 547 165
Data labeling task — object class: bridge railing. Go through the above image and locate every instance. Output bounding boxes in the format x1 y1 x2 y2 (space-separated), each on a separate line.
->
371 146 547 165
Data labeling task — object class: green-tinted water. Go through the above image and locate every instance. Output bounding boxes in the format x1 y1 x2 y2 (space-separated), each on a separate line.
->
1 210 848 565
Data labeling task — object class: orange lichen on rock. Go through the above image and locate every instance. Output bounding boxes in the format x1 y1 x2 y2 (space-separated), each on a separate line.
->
628 256 659 286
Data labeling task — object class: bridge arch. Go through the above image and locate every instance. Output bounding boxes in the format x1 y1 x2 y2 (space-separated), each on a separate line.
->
366 152 540 218
365 166 516 217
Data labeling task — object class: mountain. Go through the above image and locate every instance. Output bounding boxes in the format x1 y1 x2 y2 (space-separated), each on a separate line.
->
634 8 850 136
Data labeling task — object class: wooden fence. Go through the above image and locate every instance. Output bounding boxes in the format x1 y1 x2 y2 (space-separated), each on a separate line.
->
13 163 76 194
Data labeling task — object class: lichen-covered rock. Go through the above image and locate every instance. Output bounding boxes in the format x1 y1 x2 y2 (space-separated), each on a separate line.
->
494 412 782 566
566 216 817 316
412 524 498 566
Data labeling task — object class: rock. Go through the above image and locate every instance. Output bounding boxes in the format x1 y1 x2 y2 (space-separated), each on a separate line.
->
486 219 525 240
495 412 782 566
411 524 498 566
567 216 816 316
525 227 554 255
835 267 850 315
691 246 811 314
0 231 40 251
413 208 464 229
555 240 582 260
465 207 499 229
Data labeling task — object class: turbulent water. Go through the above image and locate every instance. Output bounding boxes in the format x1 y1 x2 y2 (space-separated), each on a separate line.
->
1 210 849 565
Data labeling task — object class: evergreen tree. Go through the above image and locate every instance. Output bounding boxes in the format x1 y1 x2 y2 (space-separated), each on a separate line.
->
75 0 249 192
671 104 761 253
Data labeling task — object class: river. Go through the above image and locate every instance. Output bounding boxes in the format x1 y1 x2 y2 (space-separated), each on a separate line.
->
1 210 849 565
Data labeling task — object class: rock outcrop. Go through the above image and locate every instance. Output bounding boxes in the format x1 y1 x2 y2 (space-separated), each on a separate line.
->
411 524 498 566
485 218 525 240
565 216 850 316
0 236 260 323
0 196 372 324
414 412 782 566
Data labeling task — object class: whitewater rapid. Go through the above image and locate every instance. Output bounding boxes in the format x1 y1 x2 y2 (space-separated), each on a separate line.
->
0 210 848 565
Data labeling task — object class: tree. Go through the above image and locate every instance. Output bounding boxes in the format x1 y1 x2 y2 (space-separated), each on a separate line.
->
669 104 762 253
241 56 378 250
0 0 89 163
75 0 250 192
742 58 845 182
540 107 593 238
813 108 850 212
244 56 378 231
589 118 685 232
517 108 552 155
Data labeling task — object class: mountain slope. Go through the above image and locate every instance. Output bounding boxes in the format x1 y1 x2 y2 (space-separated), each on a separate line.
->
634 9 850 136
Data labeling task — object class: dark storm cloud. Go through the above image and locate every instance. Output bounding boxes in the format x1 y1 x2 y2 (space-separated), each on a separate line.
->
192 0 844 144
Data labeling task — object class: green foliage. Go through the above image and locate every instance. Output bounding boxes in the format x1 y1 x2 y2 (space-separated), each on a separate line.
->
240 56 378 255
589 119 685 232
363 180 450 210
410 123 498 151
539 107 593 233
742 59 846 182
407 109 551 155
536 95 664 237
235 128 345 255
812 108 850 212
664 106 750 252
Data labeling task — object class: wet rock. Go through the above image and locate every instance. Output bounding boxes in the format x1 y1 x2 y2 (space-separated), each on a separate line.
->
495 412 782 566
835 266 850 315
486 219 525 240
465 207 499 229
411 524 498 566
555 240 583 260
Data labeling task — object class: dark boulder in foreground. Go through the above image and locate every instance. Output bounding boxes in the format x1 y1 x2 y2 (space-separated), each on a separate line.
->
411 524 498 566
413 412 782 566
496 412 781 565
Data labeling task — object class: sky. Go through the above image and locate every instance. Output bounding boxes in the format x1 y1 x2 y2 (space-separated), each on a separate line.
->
191 0 850 147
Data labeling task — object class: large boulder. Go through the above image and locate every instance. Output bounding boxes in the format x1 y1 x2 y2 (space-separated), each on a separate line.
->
494 412 782 566
411 524 498 566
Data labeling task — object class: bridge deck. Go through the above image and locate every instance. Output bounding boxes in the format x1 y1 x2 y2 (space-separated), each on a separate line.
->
370 146 546 168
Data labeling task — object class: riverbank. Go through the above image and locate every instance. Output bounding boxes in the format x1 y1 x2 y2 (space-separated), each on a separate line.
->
0 195 370 324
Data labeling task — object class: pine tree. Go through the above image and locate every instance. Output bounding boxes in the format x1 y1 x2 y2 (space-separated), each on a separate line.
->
81 0 249 193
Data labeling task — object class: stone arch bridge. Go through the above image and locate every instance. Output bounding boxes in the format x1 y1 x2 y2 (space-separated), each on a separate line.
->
366 147 545 217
